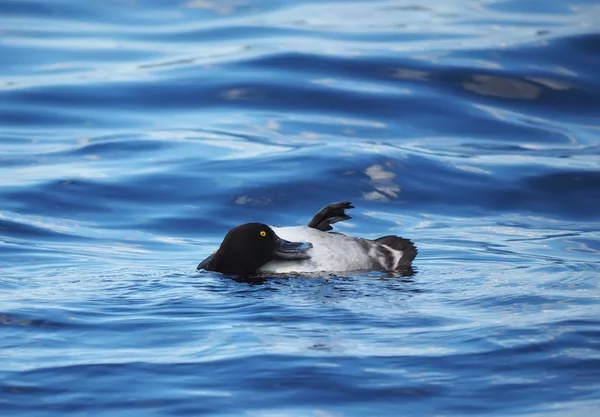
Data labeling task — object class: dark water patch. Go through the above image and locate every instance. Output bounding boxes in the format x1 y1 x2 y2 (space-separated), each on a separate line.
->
4 181 118 217
485 0 597 16
0 108 94 127
0 218 84 241
64 138 174 158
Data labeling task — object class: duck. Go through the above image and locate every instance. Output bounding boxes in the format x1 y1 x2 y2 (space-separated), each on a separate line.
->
197 201 417 275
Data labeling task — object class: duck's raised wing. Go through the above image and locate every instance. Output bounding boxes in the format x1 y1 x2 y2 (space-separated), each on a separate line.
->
307 201 354 232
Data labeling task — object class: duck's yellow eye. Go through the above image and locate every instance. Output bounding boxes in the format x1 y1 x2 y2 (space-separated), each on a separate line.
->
260 231 267 237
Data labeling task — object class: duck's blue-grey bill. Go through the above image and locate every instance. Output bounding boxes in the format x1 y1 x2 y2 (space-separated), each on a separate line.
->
275 238 313 260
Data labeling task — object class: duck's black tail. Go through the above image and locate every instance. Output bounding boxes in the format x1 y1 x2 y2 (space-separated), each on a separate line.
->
308 201 354 231
375 235 418 268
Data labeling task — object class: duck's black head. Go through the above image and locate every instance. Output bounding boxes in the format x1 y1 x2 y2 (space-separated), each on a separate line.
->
197 222 312 275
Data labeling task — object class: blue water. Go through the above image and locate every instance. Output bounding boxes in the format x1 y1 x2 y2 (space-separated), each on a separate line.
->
1 0 600 415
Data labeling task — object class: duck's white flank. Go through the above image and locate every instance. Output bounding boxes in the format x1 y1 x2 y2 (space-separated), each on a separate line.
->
258 226 404 273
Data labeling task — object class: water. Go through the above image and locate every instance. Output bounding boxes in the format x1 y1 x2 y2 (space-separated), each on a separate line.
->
1 0 600 415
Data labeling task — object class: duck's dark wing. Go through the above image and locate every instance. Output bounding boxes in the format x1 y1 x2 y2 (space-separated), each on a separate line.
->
307 201 354 232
